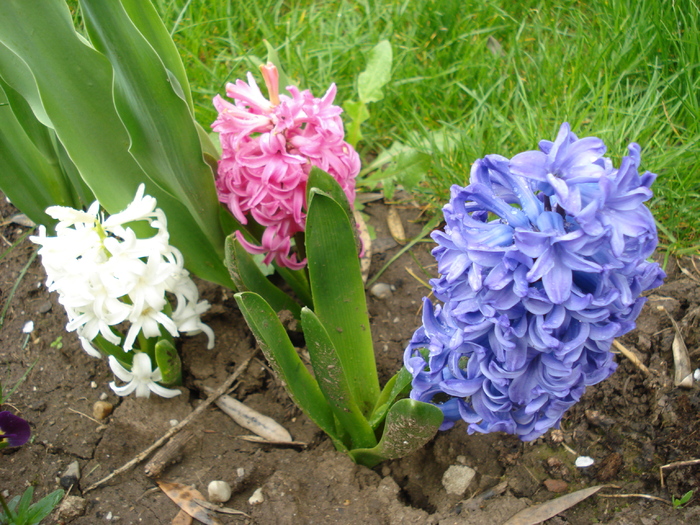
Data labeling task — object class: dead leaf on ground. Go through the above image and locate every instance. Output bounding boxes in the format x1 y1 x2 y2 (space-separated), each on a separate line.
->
171 509 193 525
387 207 406 244
157 481 223 525
503 485 611 525
659 306 693 387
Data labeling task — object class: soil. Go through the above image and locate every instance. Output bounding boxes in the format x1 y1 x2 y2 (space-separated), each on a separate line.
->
1 192 700 525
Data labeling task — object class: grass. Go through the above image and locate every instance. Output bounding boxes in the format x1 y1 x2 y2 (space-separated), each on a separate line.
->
154 0 699 256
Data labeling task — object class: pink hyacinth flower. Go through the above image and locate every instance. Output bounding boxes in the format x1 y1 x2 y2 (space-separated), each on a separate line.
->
212 63 360 270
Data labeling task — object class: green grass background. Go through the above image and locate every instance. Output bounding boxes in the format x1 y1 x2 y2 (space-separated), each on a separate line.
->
154 0 699 257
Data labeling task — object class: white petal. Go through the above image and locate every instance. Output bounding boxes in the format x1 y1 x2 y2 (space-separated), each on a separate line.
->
131 353 154 376
109 380 137 397
108 356 134 382
149 383 182 398
134 382 152 398
79 336 103 359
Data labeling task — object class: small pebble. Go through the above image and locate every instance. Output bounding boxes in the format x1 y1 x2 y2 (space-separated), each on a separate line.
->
248 487 264 505
544 479 569 493
93 401 113 420
90 381 98 389
105 511 113 520
370 283 394 300
37 301 53 314
169 419 178 427
99 392 108 401
1 490 9 498
208 480 232 503
60 461 81 490
694 368 700 382
22 321 34 333
237 468 246 477
57 496 87 521
441 465 476 495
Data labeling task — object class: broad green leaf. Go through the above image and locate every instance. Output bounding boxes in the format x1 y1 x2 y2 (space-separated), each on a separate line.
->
350 399 443 468
0 0 233 288
15 486 33 519
0 42 51 127
91 334 133 370
273 264 313 308
368 367 413 429
120 0 194 111
234 291 342 448
80 0 224 248
342 99 370 147
301 307 377 449
394 149 431 191
225 235 301 319
24 489 64 524
306 190 379 415
306 166 363 257
306 167 355 223
0 0 144 209
358 40 393 104
155 338 182 386
0 85 69 227
0 74 55 165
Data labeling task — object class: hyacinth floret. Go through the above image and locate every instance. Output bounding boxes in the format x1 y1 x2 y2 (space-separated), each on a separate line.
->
404 123 665 441
213 63 360 269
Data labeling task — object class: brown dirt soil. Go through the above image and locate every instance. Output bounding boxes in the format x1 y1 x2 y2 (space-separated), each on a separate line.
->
1 192 700 525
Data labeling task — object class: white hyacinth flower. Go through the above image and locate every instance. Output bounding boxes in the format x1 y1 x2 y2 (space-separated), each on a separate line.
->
108 354 181 398
31 184 215 363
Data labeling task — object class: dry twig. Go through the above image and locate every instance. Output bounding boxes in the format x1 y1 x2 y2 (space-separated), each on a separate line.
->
612 340 652 377
598 492 671 505
660 458 700 488
84 351 257 493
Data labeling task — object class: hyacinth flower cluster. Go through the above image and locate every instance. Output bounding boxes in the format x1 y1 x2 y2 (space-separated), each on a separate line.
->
212 63 361 269
404 123 665 441
31 185 214 398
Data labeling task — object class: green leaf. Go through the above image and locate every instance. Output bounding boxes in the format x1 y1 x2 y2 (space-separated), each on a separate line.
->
306 166 363 261
80 0 224 250
0 0 233 288
306 167 354 223
0 74 56 165
342 99 370 147
368 367 413 429
394 149 431 191
0 84 69 228
305 190 379 415
155 339 182 387
15 486 33 520
91 334 133 370
119 0 194 111
234 291 342 448
350 399 443 468
225 235 302 319
358 40 393 104
0 41 51 127
273 264 313 308
24 489 64 524
301 308 377 449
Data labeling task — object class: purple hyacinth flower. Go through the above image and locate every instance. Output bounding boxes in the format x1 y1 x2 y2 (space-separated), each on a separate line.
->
0 411 31 448
404 123 665 441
